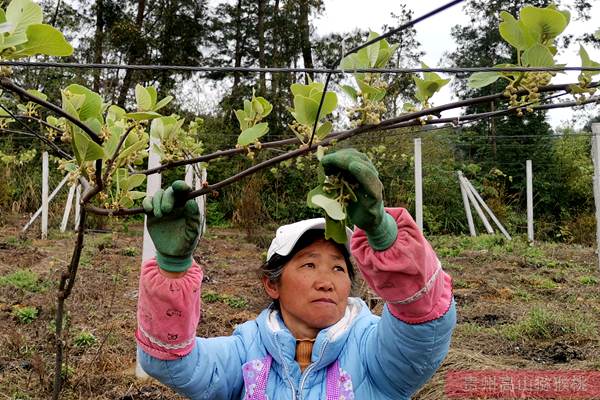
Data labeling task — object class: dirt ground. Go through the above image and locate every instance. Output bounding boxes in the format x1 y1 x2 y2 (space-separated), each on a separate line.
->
0 216 599 399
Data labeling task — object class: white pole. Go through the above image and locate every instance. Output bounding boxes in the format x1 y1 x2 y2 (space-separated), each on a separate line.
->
41 152 49 239
458 171 476 236
463 178 512 240
22 175 69 232
461 175 494 234
138 137 162 379
185 164 194 187
414 138 423 231
74 185 81 231
591 123 600 272
526 160 534 243
142 137 162 263
60 184 77 232
197 168 207 235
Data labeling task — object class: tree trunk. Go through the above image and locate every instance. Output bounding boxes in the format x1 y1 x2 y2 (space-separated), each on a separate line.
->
298 0 314 82
232 0 243 94
257 0 266 94
117 0 146 107
92 0 104 92
271 0 280 94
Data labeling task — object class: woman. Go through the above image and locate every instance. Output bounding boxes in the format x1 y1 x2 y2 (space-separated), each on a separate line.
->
136 149 456 399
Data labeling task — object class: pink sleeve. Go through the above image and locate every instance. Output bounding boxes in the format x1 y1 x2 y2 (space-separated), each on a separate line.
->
351 207 453 324
135 258 203 360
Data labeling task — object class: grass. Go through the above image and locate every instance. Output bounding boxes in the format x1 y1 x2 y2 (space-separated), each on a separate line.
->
527 275 558 290
0 269 46 292
12 305 38 324
502 307 595 341
73 330 97 347
579 275 599 285
202 291 248 309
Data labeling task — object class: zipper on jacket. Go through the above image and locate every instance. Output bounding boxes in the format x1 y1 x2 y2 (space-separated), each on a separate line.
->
297 341 330 400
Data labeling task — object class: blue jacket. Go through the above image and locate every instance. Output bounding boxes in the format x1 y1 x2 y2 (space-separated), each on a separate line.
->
139 297 456 399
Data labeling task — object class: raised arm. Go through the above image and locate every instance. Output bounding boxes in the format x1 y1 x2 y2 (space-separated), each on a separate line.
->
135 181 245 399
321 149 456 398
352 207 455 398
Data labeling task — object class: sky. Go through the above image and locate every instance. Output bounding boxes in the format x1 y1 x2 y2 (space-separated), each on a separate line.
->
313 0 600 129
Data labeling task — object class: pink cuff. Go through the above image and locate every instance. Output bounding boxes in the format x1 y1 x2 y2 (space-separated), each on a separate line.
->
136 258 203 360
351 208 453 324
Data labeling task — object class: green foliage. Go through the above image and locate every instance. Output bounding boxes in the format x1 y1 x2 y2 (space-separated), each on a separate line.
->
0 269 45 292
73 330 97 347
288 81 337 142
341 31 399 125
306 167 356 244
201 291 247 309
412 62 451 106
502 307 595 341
235 91 272 146
12 305 38 323
579 276 598 285
0 0 73 60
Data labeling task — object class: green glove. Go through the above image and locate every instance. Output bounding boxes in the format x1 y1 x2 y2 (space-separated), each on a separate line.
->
321 148 398 251
143 180 201 272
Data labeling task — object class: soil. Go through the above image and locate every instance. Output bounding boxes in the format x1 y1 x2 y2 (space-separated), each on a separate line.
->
0 216 599 399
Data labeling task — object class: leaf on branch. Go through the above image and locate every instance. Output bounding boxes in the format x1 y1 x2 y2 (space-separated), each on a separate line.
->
468 71 503 89
499 11 536 50
522 43 555 67
12 24 72 57
73 130 104 164
341 85 358 101
124 111 162 121
324 215 348 244
135 85 152 112
6 0 42 37
310 194 346 220
519 5 568 43
237 122 269 146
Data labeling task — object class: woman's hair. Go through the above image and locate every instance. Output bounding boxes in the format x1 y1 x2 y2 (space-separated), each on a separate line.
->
260 229 355 285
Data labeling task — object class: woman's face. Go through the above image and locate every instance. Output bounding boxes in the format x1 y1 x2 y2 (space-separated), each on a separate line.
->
263 238 352 339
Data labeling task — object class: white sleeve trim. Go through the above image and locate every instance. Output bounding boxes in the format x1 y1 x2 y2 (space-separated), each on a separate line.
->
138 324 195 351
386 260 442 305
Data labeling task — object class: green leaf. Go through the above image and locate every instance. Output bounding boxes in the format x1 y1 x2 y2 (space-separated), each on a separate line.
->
316 121 332 139
6 0 42 37
256 97 272 117
124 111 162 121
310 194 345 220
579 45 600 77
65 84 102 121
595 28 600 40
324 216 348 244
365 31 380 67
237 122 269 146
25 89 46 101
235 109 248 131
73 130 104 163
468 71 503 88
84 118 102 135
129 190 147 200
12 24 73 57
290 83 312 97
520 5 568 42
125 174 145 190
293 95 319 126
522 44 555 67
153 95 173 112
0 9 7 24
341 85 358 101
499 11 536 50
146 86 157 109
61 91 80 119
107 105 126 122
135 84 152 111
102 126 122 159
